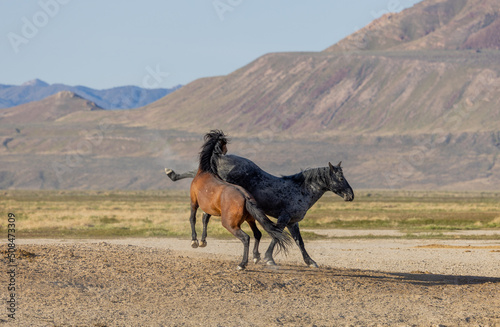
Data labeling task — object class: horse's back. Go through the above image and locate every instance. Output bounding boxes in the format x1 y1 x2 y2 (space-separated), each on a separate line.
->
218 155 279 189
215 154 304 218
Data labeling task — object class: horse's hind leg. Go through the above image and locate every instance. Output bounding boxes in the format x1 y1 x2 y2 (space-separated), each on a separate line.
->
264 239 277 266
199 213 211 247
247 219 262 264
189 204 199 248
264 213 291 266
222 218 250 270
234 228 250 270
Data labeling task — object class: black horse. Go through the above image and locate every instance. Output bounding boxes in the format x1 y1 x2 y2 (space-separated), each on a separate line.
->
165 142 354 267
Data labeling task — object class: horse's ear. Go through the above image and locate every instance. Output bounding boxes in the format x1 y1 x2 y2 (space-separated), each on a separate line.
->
337 161 342 168
328 162 335 172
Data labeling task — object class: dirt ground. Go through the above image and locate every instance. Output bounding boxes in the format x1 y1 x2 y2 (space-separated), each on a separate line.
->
2 237 499 327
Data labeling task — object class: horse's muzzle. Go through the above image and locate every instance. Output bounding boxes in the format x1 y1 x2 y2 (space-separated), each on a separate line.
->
343 193 354 202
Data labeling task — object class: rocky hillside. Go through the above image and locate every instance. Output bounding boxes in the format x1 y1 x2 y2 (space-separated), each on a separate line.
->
326 0 500 52
135 50 500 137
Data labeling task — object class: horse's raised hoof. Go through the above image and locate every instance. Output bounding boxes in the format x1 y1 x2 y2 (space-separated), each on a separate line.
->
165 168 173 175
199 240 207 248
191 240 199 248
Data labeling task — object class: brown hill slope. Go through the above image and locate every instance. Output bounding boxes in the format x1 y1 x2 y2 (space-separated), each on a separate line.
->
0 91 102 124
135 50 500 136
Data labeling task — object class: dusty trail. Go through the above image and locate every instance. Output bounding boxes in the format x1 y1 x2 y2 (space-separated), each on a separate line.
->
2 237 499 326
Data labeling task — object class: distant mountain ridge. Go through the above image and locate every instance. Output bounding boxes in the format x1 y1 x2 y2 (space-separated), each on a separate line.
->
0 79 181 110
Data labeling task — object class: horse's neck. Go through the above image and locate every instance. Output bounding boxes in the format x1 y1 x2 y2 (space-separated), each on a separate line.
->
296 167 330 205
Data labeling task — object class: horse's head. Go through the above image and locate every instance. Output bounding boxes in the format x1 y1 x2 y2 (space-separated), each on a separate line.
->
327 162 354 201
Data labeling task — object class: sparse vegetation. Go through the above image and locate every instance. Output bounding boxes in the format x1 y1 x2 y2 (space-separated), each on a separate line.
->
1 190 498 239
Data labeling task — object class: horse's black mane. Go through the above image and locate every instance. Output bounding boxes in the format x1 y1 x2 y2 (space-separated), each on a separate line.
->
282 167 330 188
199 130 229 176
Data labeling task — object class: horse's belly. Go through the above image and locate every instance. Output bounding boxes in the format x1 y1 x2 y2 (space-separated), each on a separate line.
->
197 199 221 217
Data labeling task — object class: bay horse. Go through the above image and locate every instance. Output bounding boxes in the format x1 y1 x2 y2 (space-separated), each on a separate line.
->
166 139 354 268
189 130 291 270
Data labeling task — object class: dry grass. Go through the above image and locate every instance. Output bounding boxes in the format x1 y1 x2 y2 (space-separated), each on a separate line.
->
0 190 247 239
0 190 499 239
302 191 500 232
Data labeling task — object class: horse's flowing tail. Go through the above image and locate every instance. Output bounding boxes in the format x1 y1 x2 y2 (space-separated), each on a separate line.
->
245 198 292 255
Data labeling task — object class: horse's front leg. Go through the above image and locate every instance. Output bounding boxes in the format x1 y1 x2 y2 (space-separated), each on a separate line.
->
189 204 199 248
263 213 291 266
288 222 318 268
199 213 211 247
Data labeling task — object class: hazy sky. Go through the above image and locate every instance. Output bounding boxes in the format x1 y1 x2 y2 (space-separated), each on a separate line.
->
1 0 421 89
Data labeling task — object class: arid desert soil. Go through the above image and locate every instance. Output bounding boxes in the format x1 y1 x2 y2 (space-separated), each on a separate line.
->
2 237 499 326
